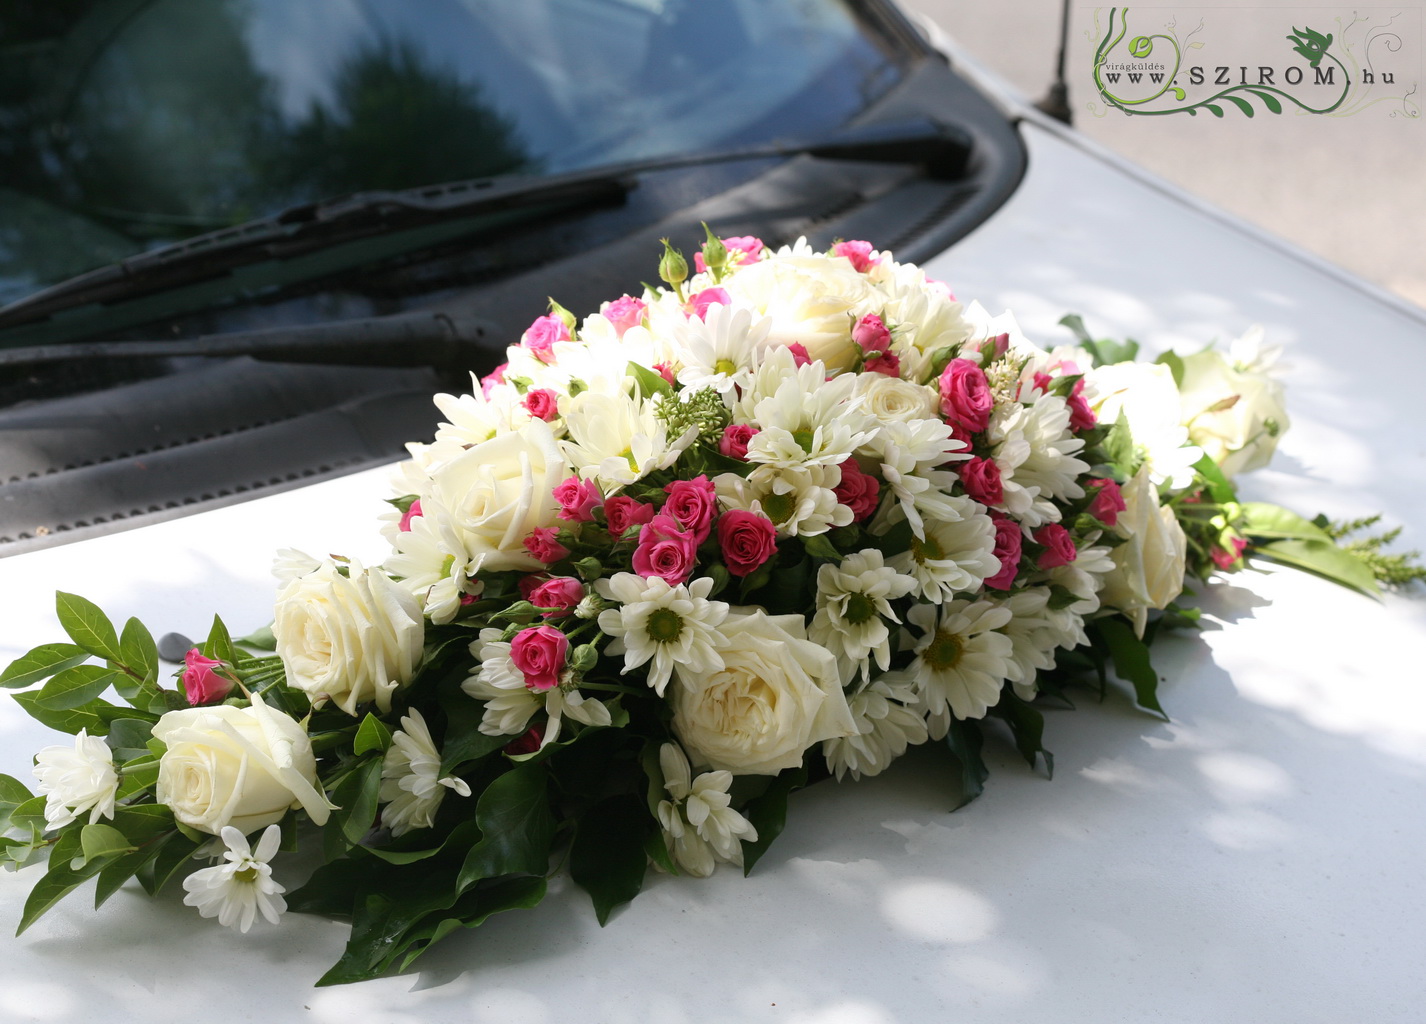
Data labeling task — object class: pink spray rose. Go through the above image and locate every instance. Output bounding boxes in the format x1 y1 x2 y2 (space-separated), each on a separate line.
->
786 342 812 367
509 625 569 692
398 498 423 533
832 459 881 522
862 349 901 377
600 295 647 337
631 514 700 585
182 649 234 706
1087 478 1126 527
521 314 570 363
523 527 570 564
985 515 1023 591
1066 380 1097 432
719 424 757 461
852 313 891 354
832 239 878 272
522 388 560 422
958 457 1003 507
504 723 546 756
604 495 656 537
939 359 994 435
688 287 731 320
662 475 718 543
1211 536 1249 570
652 362 677 386
717 510 778 577
1033 523 1078 570
528 576 585 617
479 363 507 399
553 475 602 523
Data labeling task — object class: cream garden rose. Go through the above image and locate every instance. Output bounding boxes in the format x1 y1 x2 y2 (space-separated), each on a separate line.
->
1177 329 1288 479
1099 464 1188 637
274 558 424 715
670 608 855 775
154 694 332 835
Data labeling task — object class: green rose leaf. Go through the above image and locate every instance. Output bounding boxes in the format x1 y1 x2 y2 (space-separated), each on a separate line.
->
55 593 120 662
0 643 91 690
34 666 121 712
1097 616 1169 720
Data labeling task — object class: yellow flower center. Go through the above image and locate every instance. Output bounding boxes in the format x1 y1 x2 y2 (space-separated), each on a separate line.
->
922 629 965 671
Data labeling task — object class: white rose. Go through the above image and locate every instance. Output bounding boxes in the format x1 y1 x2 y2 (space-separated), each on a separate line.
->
274 558 424 715
428 417 568 572
853 373 939 424
670 609 856 775
154 694 332 835
721 253 876 372
1178 342 1288 478
1099 465 1188 637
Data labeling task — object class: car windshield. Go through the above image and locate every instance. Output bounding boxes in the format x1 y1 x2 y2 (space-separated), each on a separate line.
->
0 0 907 306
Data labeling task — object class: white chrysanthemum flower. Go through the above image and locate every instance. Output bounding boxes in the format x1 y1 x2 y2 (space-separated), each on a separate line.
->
871 417 968 538
595 574 729 697
986 434 1049 526
907 599 1015 732
672 303 773 395
809 549 917 683
714 464 851 538
987 588 1062 700
32 729 118 830
989 393 1088 505
887 504 999 601
743 364 873 470
462 629 612 746
561 390 697 488
181 825 286 933
271 547 323 582
869 259 972 379
384 497 481 624
655 742 757 878
822 672 930 780
379 709 472 837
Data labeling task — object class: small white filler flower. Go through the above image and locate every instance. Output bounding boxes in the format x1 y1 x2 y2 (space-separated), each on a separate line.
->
379 709 472 837
182 824 287 933
32 728 118 830
655 742 757 878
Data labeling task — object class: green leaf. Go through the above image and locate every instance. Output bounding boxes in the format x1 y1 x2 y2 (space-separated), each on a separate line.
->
34 665 120 711
1240 502 1334 541
205 615 236 666
626 361 675 402
1058 313 1092 346
393 875 547 974
55 593 120 662
1249 89 1283 114
77 823 135 867
800 534 843 563
740 765 807 875
237 624 278 651
1097 616 1169 719
118 618 158 685
325 758 384 855
0 643 91 690
569 794 652 924
1224 94 1254 117
1253 539 1379 598
11 690 105 735
457 763 555 888
990 691 1054 776
1101 415 1137 473
943 717 989 810
95 833 173 908
1192 453 1237 505
354 714 393 756
1155 349 1186 389
1205 103 1225 117
438 697 510 776
136 831 202 898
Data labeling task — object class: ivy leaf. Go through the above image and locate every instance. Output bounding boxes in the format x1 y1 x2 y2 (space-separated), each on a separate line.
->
990 691 1054 777
740 765 807 875
943 717 989 810
0 643 90 690
569 793 652 924
1096 617 1169 719
456 763 556 888
55 593 120 662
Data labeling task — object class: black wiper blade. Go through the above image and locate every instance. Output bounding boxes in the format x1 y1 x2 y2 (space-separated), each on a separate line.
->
0 309 500 375
0 117 970 332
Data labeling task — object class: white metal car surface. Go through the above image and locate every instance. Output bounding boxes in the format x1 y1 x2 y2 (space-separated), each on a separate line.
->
1 6 1424 1023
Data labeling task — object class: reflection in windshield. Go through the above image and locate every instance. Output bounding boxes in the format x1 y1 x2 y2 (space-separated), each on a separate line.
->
0 0 903 304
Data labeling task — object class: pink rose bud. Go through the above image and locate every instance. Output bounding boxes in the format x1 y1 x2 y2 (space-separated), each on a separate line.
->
1087 478 1126 527
959 457 1003 507
687 286 731 320
652 362 677 387
522 388 560 422
553 475 602 523
832 239 878 272
990 332 1009 359
717 509 778 577
939 359 994 435
1067 385 1097 432
182 649 233 706
600 295 647 338
852 313 891 353
605 495 656 537
985 515 1023 591
862 349 901 377
832 459 881 522
528 576 585 617
504 723 546 756
523 527 570 563
719 424 757 461
521 314 570 363
398 498 423 533
694 235 764 273
480 363 507 399
1032 371 1054 395
632 514 700 585
786 342 812 367
662 475 718 543
1033 523 1078 569
1211 536 1249 570
509 625 569 692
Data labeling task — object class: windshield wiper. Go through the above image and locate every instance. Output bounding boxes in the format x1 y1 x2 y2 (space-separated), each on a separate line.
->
0 309 500 375
0 117 971 332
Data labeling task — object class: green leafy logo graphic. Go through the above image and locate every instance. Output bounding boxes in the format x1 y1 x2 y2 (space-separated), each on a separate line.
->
1286 26 1333 67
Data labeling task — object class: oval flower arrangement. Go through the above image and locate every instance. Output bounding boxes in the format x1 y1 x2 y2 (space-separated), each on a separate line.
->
2 233 1410 984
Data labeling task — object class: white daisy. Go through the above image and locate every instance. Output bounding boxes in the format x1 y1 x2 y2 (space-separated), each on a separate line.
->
907 599 1015 732
672 302 773 395
887 501 999 602
181 825 286 933
809 549 918 683
384 496 482 624
714 464 852 538
822 672 930 780
988 393 1088 505
655 742 757 878
987 588 1062 701
595 573 729 697
32 729 118 830
561 390 697 488
743 364 873 470
379 709 472 836
870 416 968 538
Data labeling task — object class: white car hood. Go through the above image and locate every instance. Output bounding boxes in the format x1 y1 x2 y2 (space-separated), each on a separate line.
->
1 121 1423 1022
